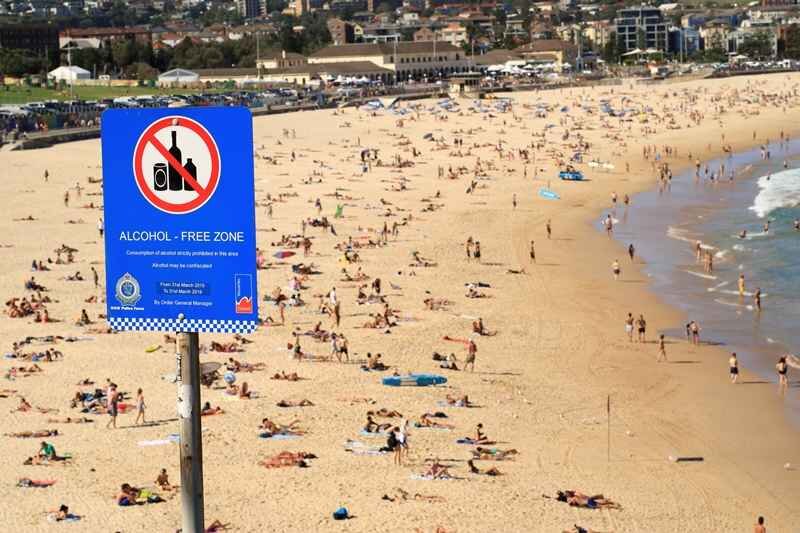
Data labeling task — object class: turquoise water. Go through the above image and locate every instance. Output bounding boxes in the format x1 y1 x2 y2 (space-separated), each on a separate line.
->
602 140 800 420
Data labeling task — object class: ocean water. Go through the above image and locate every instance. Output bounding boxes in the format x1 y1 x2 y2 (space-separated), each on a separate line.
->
601 141 800 421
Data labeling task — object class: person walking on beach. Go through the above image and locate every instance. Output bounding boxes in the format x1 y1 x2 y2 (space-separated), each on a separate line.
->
612 259 621 281
636 314 647 343
690 321 700 345
738 274 746 297
473 241 481 263
776 357 788 395
729 353 739 384
134 388 146 425
465 339 477 371
106 384 119 429
628 243 635 262
657 334 667 362
97 217 103 237
529 241 536 263
466 237 473 261
512 194 517 210
625 313 634 342
754 288 762 312
604 214 614 237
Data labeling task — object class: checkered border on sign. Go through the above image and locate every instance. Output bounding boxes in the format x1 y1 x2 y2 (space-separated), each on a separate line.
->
108 317 257 334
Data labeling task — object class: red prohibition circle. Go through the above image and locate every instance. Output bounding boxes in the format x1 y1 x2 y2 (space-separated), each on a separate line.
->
132 116 221 214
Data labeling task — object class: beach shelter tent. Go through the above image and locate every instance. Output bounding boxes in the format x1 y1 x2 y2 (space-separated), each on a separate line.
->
158 68 200 85
48 65 90 81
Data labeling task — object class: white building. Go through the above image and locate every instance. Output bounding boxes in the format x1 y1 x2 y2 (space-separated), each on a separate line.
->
48 65 91 81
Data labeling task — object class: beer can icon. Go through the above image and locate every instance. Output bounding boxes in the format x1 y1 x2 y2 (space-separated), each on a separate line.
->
153 163 168 191
235 274 253 314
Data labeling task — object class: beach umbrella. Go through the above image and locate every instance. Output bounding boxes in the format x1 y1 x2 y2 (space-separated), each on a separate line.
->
273 251 296 259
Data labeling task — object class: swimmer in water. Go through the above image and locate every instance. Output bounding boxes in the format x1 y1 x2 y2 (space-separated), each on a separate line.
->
794 219 799 231
763 220 770 233
739 230 747 239
738 274 745 297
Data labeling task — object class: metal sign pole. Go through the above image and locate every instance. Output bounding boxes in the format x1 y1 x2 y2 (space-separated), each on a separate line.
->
178 331 204 533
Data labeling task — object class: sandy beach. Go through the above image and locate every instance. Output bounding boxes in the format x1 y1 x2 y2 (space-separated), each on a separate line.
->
2 73 799 532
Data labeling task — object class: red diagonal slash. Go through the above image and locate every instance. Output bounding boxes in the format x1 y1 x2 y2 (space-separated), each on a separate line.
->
147 134 206 195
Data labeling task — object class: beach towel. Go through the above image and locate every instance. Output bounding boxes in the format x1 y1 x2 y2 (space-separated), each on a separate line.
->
344 439 386 455
456 438 495 445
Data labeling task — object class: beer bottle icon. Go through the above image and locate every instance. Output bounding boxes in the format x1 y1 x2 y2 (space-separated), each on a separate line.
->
168 130 183 191
183 158 196 191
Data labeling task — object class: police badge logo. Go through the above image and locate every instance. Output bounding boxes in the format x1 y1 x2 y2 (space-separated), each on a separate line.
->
115 273 141 306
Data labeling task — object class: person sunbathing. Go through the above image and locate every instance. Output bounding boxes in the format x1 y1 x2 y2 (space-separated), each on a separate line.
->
271 371 300 381
201 402 224 416
467 459 501 476
422 460 452 479
472 447 518 460
445 394 472 407
423 298 451 310
547 491 621 510
363 415 392 433
472 423 489 443
259 417 303 435
367 408 402 418
155 468 174 491
47 416 92 424
5 429 58 438
472 318 497 336
12 397 33 412
258 451 316 468
205 519 230 532
276 399 314 408
226 358 265 373
416 414 454 429
117 483 164 506
210 341 240 353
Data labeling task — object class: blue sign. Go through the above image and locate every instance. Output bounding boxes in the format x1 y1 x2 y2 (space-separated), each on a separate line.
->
101 107 258 334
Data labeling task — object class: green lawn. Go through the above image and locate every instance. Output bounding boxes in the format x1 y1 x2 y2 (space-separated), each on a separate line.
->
0 84 216 105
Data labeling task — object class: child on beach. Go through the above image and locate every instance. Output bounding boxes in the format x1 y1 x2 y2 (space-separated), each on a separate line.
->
657 334 667 362
729 353 739 384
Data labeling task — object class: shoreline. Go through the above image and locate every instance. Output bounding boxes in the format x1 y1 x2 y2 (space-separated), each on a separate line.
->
601 140 800 426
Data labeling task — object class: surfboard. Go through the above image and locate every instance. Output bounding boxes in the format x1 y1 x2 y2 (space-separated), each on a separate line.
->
382 374 447 387
538 187 560 200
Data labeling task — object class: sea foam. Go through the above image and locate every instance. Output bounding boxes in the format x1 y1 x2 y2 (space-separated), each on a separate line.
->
750 168 800 218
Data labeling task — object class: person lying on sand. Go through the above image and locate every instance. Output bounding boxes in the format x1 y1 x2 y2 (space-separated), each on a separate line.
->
259 417 303 435
205 519 230 532
467 459 501 476
210 341 240 353
445 394 473 407
506 268 527 275
562 526 605 533
117 483 164 506
364 415 392 433
276 399 314 408
471 447 518 460
381 487 446 503
367 408 402 418
47 417 92 424
48 504 79 522
258 451 316 468
271 371 300 381
225 358 266 373
544 491 621 510
5 429 59 438
415 413 454 429
200 402 224 416
423 298 451 311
